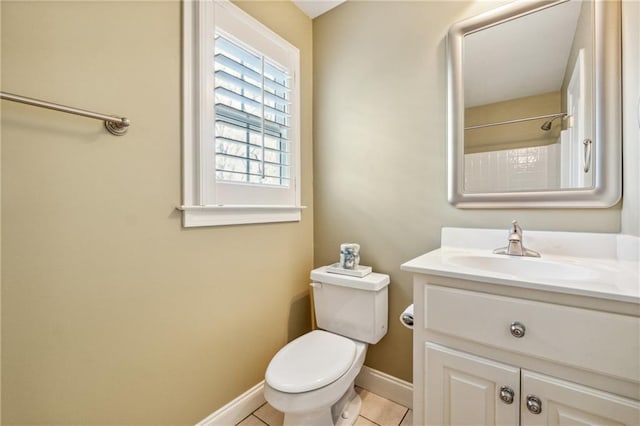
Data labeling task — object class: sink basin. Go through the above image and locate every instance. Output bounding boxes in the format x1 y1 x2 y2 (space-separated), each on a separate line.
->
401 227 640 303
446 254 602 282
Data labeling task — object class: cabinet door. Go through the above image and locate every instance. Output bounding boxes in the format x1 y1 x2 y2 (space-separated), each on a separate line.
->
521 370 640 426
425 343 520 426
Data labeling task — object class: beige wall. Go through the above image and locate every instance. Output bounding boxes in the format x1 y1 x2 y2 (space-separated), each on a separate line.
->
464 91 561 154
622 0 640 236
0 3 3 420
1 0 635 423
313 0 622 383
1 1 312 424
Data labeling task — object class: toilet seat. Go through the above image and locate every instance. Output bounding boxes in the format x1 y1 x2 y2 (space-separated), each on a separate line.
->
265 330 357 393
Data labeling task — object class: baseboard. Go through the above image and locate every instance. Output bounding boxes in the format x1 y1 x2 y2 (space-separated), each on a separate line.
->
196 381 266 426
196 367 413 425
355 365 413 409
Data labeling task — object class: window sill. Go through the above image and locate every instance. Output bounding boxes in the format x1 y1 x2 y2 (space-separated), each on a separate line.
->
177 205 305 227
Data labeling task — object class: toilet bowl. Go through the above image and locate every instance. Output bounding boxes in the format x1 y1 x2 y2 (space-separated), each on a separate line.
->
264 266 390 426
264 330 367 426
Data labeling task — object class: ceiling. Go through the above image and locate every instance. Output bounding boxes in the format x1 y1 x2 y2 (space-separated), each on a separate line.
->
293 0 346 19
464 0 584 107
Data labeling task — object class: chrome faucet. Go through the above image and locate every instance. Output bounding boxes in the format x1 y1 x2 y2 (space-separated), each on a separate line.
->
493 220 540 257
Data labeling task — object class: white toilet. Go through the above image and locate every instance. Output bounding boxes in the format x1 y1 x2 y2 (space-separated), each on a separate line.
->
264 266 390 426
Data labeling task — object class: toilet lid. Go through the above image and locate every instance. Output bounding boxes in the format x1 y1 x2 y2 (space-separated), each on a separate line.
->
265 330 357 393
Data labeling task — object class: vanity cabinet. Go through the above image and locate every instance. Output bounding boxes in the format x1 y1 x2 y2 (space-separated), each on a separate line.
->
426 343 639 426
520 370 639 425
425 343 519 425
412 279 640 426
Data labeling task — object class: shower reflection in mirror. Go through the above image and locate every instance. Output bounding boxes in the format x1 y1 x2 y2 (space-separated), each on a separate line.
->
462 0 592 194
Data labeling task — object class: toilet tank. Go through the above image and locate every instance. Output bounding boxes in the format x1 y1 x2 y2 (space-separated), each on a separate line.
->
310 266 390 344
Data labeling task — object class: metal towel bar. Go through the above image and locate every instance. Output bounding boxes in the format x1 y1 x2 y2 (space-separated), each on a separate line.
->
0 91 130 136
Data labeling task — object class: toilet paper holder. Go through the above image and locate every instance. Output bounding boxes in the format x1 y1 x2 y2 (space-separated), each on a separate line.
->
400 304 414 329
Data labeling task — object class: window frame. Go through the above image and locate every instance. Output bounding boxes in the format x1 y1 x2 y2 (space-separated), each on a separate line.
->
181 0 302 227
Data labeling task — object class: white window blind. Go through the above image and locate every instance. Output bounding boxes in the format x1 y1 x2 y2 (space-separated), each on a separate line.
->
181 0 302 227
214 33 292 187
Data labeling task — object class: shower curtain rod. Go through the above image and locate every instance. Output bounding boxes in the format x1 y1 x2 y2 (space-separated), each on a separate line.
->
0 91 130 136
464 113 566 131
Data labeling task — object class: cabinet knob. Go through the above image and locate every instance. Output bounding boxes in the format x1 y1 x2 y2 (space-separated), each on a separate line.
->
526 395 542 414
499 386 515 404
510 321 526 338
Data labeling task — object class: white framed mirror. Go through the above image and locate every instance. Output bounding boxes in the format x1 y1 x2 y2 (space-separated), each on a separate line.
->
447 0 621 208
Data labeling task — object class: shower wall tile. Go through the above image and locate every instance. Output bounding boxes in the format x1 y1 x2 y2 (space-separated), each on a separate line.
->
464 144 560 193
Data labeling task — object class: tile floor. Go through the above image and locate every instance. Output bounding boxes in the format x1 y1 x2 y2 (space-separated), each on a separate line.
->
236 387 412 426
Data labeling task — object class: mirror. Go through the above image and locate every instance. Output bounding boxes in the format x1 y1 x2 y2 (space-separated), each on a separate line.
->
447 0 621 208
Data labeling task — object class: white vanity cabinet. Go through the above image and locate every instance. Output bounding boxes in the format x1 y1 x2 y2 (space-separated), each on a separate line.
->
520 370 639 425
413 279 640 426
425 343 639 426
425 342 520 425
401 227 640 426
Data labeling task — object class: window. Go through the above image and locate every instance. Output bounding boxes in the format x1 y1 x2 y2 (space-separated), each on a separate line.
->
181 0 301 227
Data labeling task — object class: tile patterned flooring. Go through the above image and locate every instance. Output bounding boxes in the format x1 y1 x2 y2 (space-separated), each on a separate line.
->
236 387 412 426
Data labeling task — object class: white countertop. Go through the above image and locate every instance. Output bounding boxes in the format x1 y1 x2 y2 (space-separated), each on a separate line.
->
401 227 640 304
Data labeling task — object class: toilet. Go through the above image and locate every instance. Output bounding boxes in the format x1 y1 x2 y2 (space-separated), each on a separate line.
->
264 266 390 426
